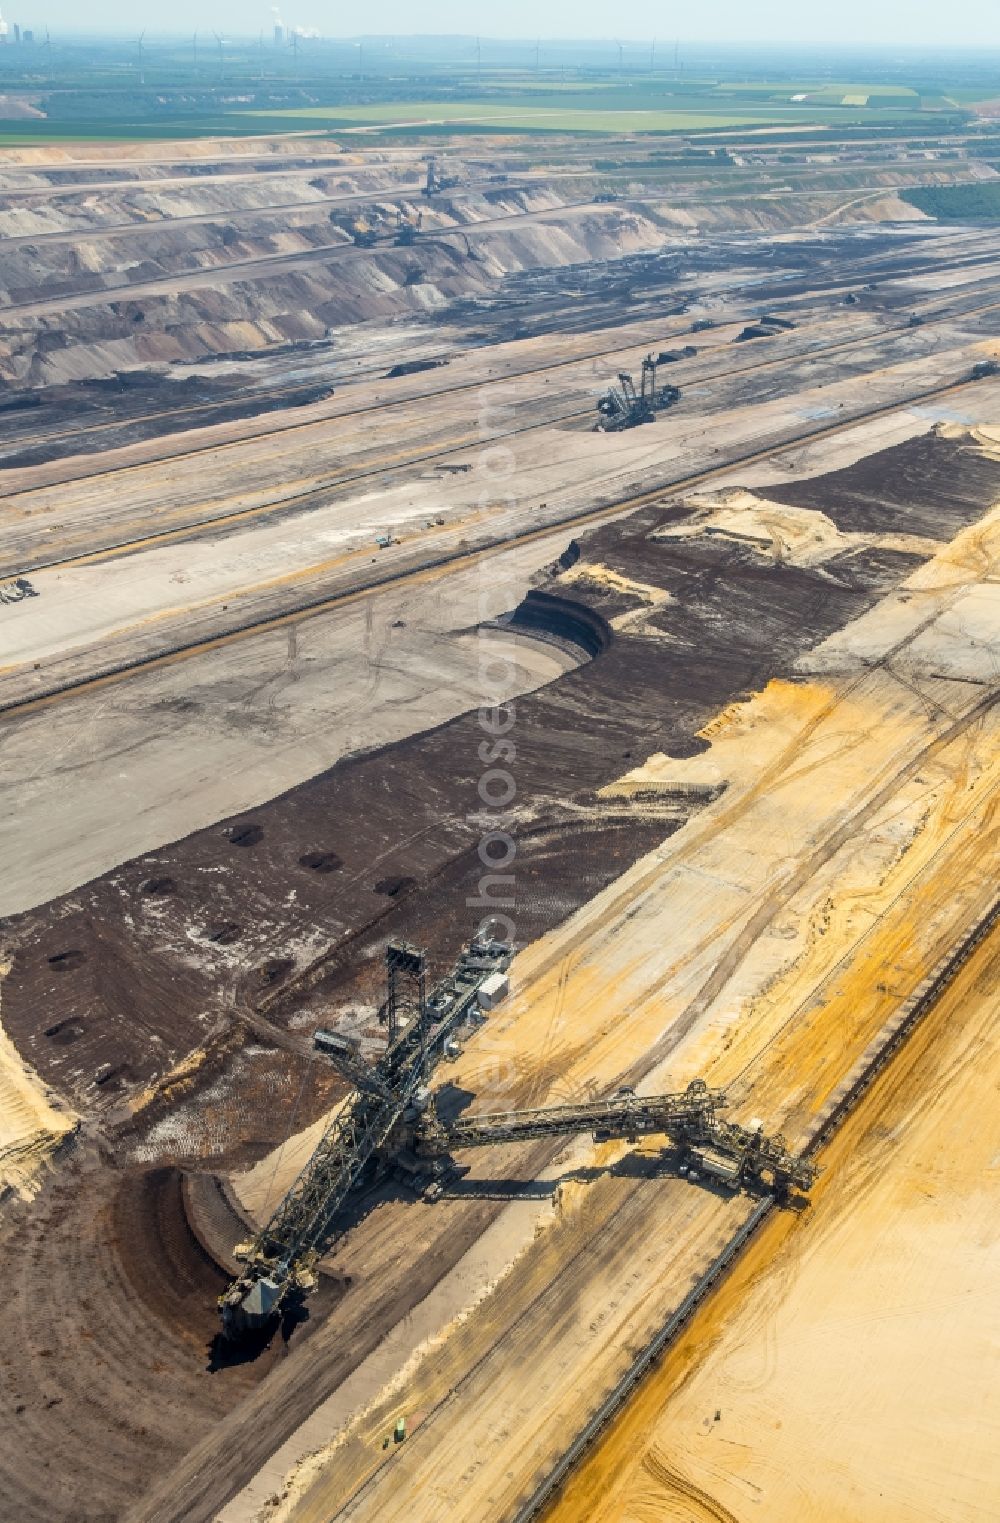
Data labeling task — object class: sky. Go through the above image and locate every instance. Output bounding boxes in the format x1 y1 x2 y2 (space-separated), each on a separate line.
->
9 0 1000 49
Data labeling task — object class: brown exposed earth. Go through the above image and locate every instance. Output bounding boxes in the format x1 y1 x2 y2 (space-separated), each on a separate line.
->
7 430 998 1108
1 123 999 1523
1 424 1000 1522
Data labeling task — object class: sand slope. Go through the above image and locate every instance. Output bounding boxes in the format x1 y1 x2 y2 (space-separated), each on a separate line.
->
550 921 1000 1523
0 956 75 1197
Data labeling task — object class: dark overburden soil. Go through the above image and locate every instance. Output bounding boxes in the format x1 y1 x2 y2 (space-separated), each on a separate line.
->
0 1147 273 1523
0 370 336 470
2 425 999 1521
765 429 1000 538
6 428 998 1120
442 226 958 345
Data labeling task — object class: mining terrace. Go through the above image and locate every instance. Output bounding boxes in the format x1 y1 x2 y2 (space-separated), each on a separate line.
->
0 128 998 1523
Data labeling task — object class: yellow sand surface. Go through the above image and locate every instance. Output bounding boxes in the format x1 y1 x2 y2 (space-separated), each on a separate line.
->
561 561 672 604
655 485 939 566
237 479 1000 1523
549 921 1000 1523
0 957 76 1198
233 1106 342 1221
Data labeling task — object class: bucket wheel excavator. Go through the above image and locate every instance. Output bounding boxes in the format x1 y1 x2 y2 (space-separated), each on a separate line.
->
219 936 813 1340
596 353 681 431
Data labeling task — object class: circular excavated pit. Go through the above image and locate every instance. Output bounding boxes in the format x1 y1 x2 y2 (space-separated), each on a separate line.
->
374 875 416 898
207 922 242 946
141 875 176 896
499 587 614 660
47 949 86 971
299 850 343 874
44 1018 85 1044
225 823 264 848
258 957 293 984
0 1163 275 1522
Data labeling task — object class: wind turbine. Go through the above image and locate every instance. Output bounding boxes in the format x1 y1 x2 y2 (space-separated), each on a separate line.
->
192 31 198 73
615 40 624 77
135 29 145 85
212 29 224 83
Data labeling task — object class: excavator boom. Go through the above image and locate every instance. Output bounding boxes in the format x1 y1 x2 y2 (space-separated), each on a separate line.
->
219 939 813 1343
418 1080 723 1152
416 1079 816 1198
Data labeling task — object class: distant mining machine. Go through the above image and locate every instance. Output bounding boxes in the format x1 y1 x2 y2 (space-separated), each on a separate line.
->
351 207 423 247
596 353 680 431
219 935 814 1342
395 206 423 245
422 157 460 198
350 212 385 247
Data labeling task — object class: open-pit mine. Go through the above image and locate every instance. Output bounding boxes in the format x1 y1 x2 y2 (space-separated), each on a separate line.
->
0 111 998 1523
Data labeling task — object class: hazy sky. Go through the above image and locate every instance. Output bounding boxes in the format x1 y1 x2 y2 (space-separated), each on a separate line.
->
18 0 1000 47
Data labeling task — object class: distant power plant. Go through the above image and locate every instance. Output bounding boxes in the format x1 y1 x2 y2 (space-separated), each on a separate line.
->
0 9 31 40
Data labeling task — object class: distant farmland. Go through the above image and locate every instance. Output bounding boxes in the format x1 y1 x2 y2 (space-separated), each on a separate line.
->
246 93 937 137
903 181 1000 218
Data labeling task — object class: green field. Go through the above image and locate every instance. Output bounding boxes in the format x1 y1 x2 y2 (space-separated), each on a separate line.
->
0 50 979 145
247 101 793 133
244 92 941 137
902 182 1000 218
712 80 919 97
0 118 319 143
